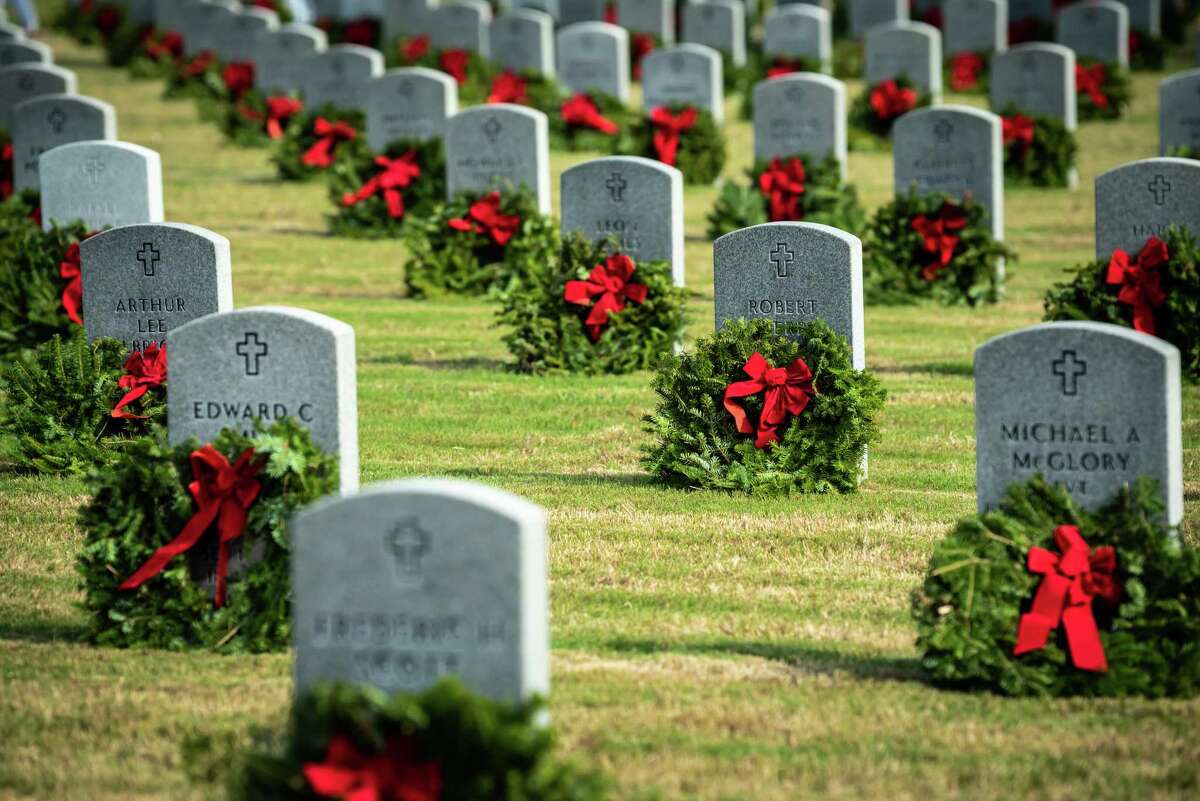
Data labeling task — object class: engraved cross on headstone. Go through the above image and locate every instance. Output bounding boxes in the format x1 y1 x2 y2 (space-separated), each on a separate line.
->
770 242 795 278
934 117 954 144
386 518 431 585
236 332 269 376
482 116 502 143
47 107 66 134
83 157 105 185
1148 174 1172 206
606 172 627 202
1052 350 1087 396
136 242 160 276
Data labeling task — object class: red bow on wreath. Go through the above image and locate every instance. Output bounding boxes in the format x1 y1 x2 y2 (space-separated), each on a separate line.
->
341 151 422 219
869 79 917 122
1013 524 1121 672
723 352 816 449
438 49 470 84
949 53 984 92
561 93 619 135
302 117 357 168
221 61 255 99
911 201 967 281
178 50 216 80
1075 63 1109 109
447 191 521 246
341 18 379 47
304 735 443 801
632 32 655 80
488 71 528 104
119 445 264 608
758 156 807 222
1001 114 1036 152
401 34 430 62
648 106 697 167
1107 236 1168 336
264 96 303 139
95 5 123 38
60 242 84 326
1 141 13 200
112 343 167 420
563 253 649 341
144 30 183 61
767 57 808 79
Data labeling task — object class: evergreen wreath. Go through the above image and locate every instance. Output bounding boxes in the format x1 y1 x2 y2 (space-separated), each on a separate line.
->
1075 60 1129 121
736 54 818 121
947 52 988 93
497 233 687 375
0 218 89 357
1167 146 1198 160
0 187 41 241
912 476 1200 698
103 20 156 70
246 0 295 24
0 333 164 474
1044 226 1200 379
998 107 1077 188
390 35 494 105
216 680 608 801
624 104 727 185
51 0 125 45
706 154 866 240
77 419 339 652
271 107 364 182
403 188 559 299
642 317 886 495
849 76 931 142
326 138 446 238
1129 29 1166 71
124 27 184 80
219 89 305 148
549 91 634 154
315 14 382 48
863 189 1014 306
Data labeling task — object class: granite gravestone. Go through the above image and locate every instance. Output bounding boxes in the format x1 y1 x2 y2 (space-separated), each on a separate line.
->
713 222 865 370
509 0 560 21
990 43 1076 130
1056 0 1129 68
292 480 549 702
445 104 551 213
1159 70 1200 157
187 0 239 58
560 0 607 25
944 0 1006 57
167 306 359 492
641 44 724 124
560 156 685 286
763 5 832 74
1118 0 1160 36
225 7 279 64
384 0 434 42
0 40 50 67
11 93 117 193
557 22 630 103
491 9 555 78
865 21 943 102
975 322 1183 525
893 106 1004 242
429 1 491 56
1094 158 1200 259
1009 0 1052 22
681 0 746 68
80 223 233 355
366 68 458 150
753 74 846 178
617 0 675 42
850 0 907 40
40 141 164 232
0 64 76 130
0 22 24 42
298 45 385 111
254 24 328 94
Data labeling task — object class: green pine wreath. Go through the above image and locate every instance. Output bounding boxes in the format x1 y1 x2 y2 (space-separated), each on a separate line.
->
913 476 1200 698
1167 146 1198 160
0 217 89 357
549 90 635 154
1076 59 1129 121
849 76 932 145
497 233 687 375
215 680 608 801
998 107 1077 188
402 188 559 298
0 333 163 474
271 106 364 182
946 52 990 94
217 89 304 148
706 154 866 240
326 138 446 238
77 419 339 652
0 187 41 243
1044 226 1200 379
642 317 886 495
624 104 727 185
122 28 182 80
1129 30 1166 71
863 189 1014 306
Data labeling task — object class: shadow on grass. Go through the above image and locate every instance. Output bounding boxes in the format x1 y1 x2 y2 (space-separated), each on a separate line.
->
873 361 973 378
359 353 508 371
0 615 89 645
444 467 654 489
601 636 926 684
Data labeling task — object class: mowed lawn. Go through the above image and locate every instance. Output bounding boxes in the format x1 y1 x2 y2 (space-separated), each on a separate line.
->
3 25 1200 801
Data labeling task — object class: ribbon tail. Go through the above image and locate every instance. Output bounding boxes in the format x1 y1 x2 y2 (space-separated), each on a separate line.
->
112 384 150 420
119 502 221 592
384 188 405 219
1061 604 1108 672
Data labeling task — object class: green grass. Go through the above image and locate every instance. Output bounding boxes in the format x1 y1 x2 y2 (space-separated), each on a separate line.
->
3 28 1200 801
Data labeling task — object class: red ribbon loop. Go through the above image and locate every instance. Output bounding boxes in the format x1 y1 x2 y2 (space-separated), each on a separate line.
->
631 32 655 80
869 79 917 122
178 50 215 80
1 141 13 200
341 151 422 219
910 201 967 281
487 71 528 104
60 242 83 326
949 52 983 92
119 446 263 608
1013 525 1121 672
563 253 649 341
263 96 303 139
758 156 807 222
767 57 807 79
221 61 255 99
401 34 430 62
561 93 620 135
723 352 816 449
112 343 168 419
304 735 442 801
1002 114 1036 151
1106 236 1169 335
447 191 522 246
1076 63 1110 109
302 117 358 168
648 106 697 167
144 30 184 61
438 49 470 84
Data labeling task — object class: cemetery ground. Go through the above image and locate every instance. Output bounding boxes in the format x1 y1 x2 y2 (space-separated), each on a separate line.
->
3 31 1200 801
